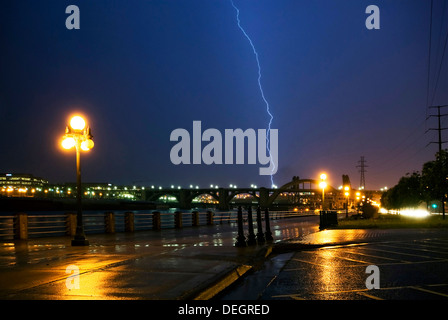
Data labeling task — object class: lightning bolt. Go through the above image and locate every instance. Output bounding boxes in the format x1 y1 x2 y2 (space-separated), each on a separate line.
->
230 0 276 188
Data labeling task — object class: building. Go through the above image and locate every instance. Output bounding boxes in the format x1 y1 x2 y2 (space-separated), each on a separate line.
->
0 173 48 197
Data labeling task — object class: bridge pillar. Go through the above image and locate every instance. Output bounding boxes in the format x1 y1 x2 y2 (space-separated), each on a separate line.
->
179 189 192 210
218 188 229 210
258 187 270 209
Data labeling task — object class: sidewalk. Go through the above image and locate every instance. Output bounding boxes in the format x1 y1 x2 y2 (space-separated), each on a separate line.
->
0 216 319 300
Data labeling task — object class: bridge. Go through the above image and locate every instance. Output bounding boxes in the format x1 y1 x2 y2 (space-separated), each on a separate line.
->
143 176 338 210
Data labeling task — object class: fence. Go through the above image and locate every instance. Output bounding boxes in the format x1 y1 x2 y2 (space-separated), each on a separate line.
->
0 210 313 241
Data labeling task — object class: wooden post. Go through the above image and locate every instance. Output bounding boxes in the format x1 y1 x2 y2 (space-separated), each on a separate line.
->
104 212 115 233
192 211 199 226
175 211 183 228
125 212 135 232
66 212 77 236
14 213 28 240
206 210 214 225
152 211 161 230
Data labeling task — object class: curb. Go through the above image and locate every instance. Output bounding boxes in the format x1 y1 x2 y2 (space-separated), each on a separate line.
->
189 245 274 300
272 241 369 254
193 264 252 300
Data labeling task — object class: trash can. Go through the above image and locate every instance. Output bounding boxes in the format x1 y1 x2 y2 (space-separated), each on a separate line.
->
319 210 338 229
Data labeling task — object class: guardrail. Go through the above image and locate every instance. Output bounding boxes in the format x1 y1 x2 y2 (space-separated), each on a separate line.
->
0 209 314 241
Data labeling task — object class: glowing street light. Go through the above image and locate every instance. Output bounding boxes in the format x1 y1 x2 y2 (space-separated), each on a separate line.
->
344 186 350 218
319 173 327 210
61 114 94 246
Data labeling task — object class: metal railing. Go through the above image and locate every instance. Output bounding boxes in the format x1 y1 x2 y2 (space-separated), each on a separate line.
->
0 209 315 241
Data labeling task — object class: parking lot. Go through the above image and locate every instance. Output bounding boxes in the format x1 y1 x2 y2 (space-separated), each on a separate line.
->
262 238 448 300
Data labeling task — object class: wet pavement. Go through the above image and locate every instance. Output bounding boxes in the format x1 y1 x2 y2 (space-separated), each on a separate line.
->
0 215 319 300
3 215 448 300
220 228 448 300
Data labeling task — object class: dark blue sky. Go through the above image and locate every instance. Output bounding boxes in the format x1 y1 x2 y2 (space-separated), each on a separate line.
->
1 0 447 190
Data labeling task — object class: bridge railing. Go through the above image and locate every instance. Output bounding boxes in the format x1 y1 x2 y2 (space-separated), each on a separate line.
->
0 209 314 241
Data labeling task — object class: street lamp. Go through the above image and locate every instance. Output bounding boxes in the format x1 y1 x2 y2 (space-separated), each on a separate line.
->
61 115 94 246
344 186 350 218
319 173 327 210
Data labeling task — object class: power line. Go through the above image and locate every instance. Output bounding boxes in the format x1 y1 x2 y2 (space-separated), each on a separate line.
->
429 0 448 106
426 0 434 110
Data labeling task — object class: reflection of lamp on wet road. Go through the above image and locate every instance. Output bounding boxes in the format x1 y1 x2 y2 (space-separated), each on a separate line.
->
319 173 327 210
61 115 94 246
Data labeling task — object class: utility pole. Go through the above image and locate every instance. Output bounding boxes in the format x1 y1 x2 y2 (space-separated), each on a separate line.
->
356 156 368 190
426 105 448 220
427 105 448 152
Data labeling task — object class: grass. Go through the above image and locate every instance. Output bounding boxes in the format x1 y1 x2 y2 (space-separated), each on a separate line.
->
334 214 448 229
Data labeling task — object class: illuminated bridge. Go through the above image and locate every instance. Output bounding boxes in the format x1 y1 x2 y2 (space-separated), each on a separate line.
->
143 177 339 210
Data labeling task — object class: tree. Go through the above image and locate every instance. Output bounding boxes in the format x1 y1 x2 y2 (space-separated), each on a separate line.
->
421 150 448 219
381 172 423 210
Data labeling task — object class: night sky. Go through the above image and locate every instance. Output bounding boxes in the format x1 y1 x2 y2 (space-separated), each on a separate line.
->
1 0 447 190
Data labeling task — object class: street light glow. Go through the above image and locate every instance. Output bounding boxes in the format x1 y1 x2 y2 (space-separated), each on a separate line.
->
70 116 86 131
62 137 76 149
320 173 327 180
80 139 94 151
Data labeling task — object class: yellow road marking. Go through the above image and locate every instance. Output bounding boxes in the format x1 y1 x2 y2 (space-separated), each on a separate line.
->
357 291 384 300
409 286 448 298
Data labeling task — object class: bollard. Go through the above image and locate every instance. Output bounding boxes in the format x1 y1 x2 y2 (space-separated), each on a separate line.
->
256 206 265 244
66 212 77 236
264 208 273 242
125 212 134 232
246 207 257 246
206 210 214 225
14 212 28 240
152 211 161 230
235 206 246 247
175 211 183 228
104 212 115 234
192 211 199 226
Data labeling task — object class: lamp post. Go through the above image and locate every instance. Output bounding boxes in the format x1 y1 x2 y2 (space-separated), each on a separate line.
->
319 173 327 210
61 115 94 246
344 186 350 219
